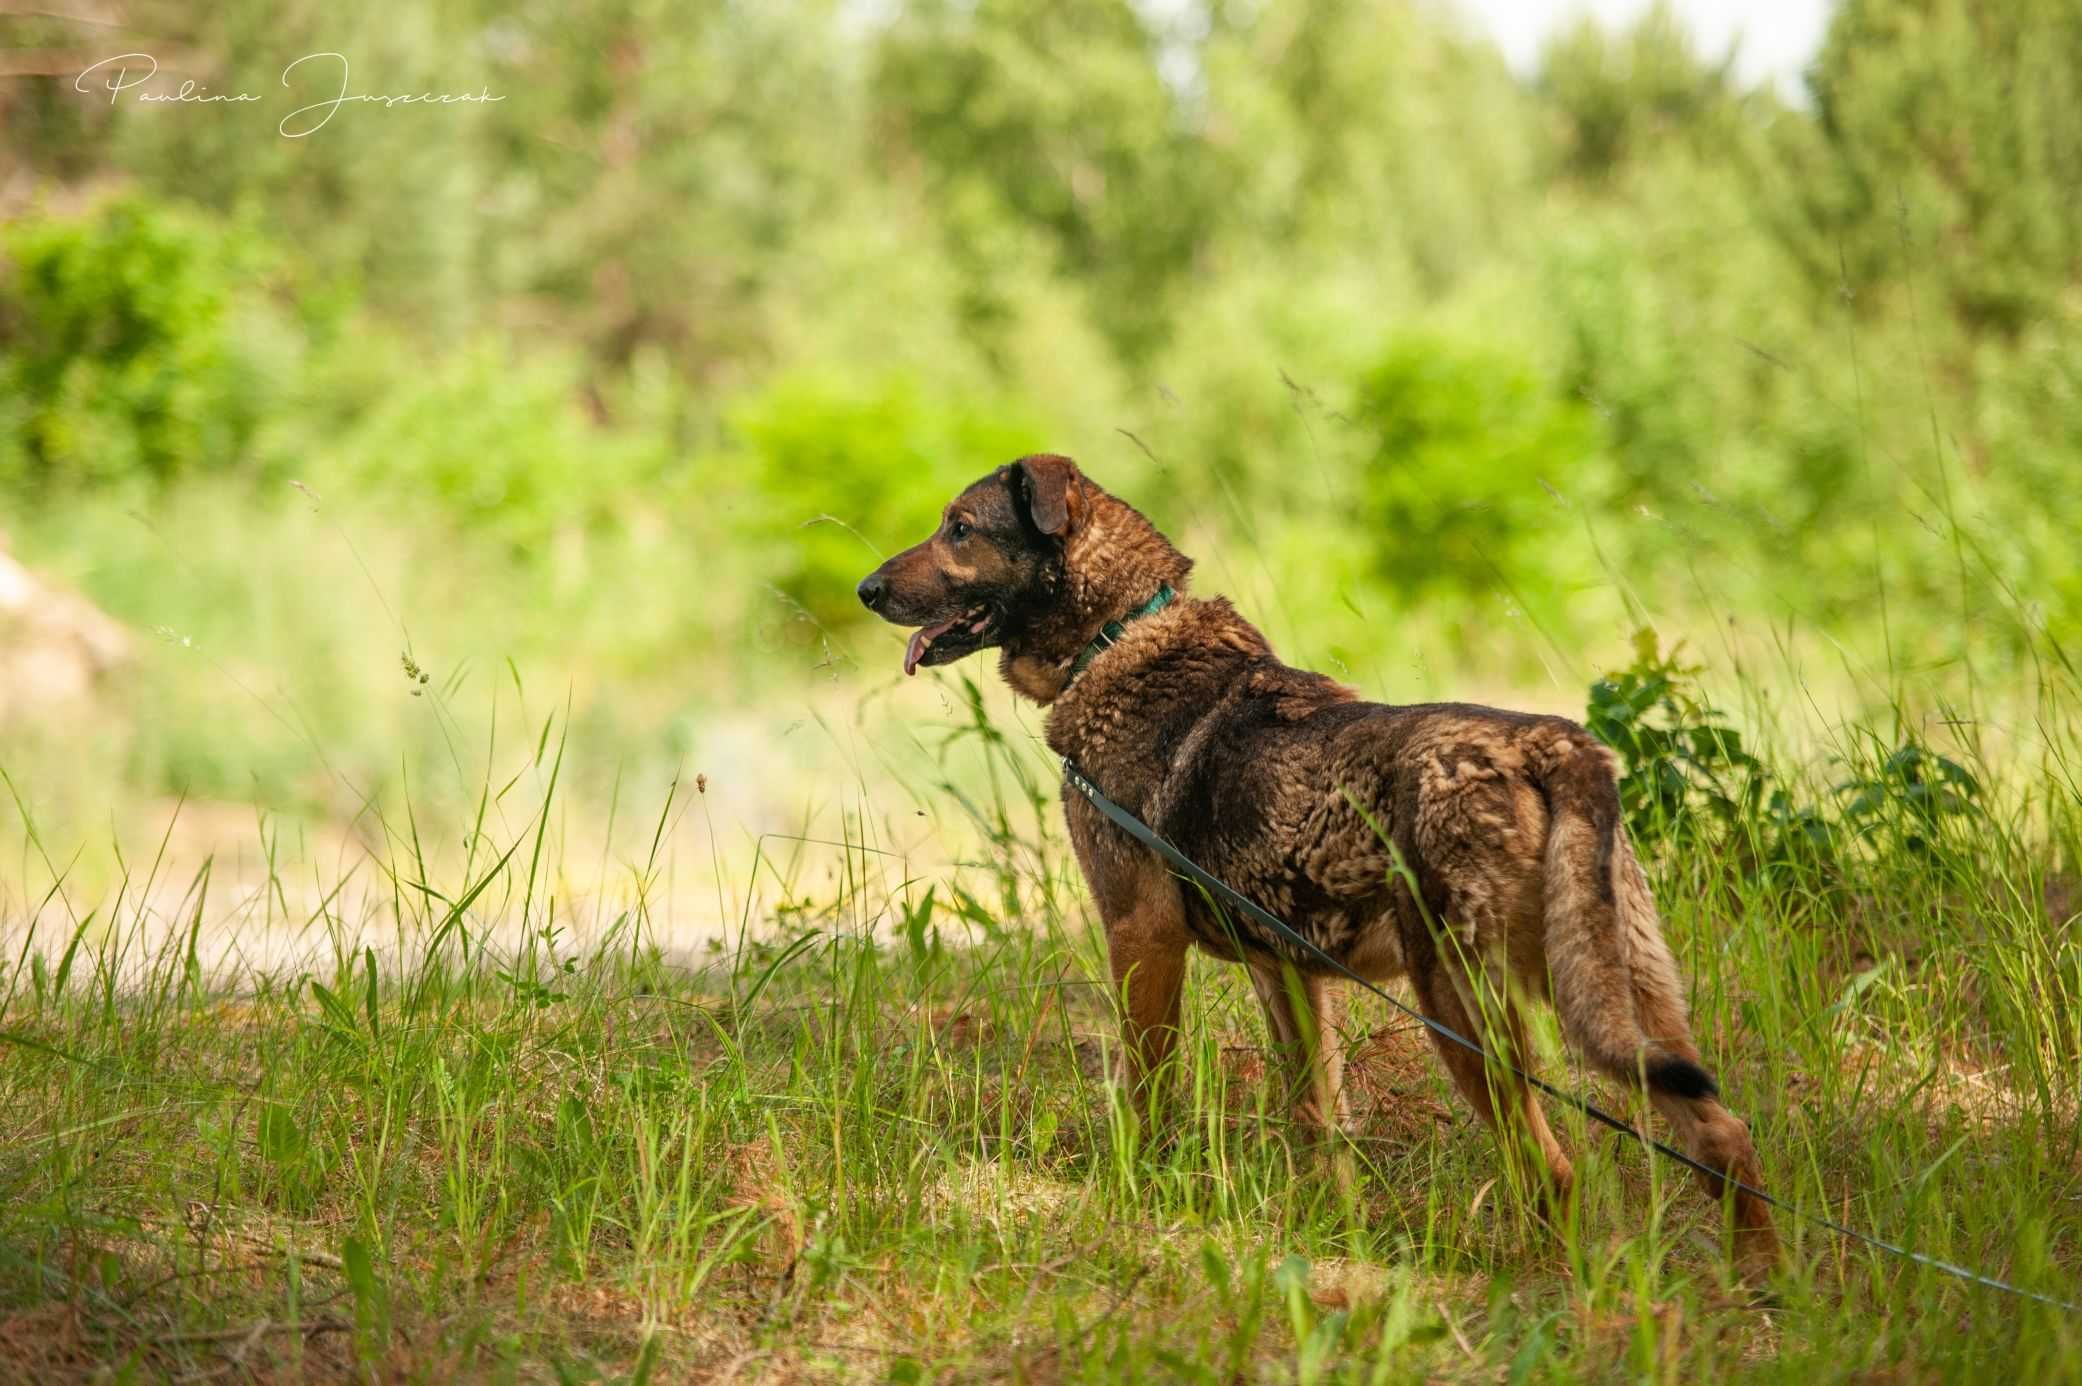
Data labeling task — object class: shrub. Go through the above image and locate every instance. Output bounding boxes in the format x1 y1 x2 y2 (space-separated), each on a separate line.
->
1538 4 1748 180
724 374 1043 630
1586 630 1986 884
317 337 663 559
1835 741 1983 860
0 198 283 496
1348 334 1601 595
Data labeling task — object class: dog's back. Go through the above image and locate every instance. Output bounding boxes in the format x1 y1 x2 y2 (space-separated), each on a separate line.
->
1056 595 1776 1268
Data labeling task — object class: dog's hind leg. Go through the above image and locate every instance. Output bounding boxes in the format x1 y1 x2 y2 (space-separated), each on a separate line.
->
1414 952 1574 1209
1615 853 1780 1276
1247 961 1349 1132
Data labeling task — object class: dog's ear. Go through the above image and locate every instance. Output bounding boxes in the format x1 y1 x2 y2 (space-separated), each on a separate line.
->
1013 454 1084 538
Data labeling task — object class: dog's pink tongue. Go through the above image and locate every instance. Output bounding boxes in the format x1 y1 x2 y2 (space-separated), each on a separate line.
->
904 628 930 677
904 616 958 677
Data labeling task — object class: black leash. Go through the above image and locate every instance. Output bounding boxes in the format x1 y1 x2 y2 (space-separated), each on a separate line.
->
1062 758 2081 1314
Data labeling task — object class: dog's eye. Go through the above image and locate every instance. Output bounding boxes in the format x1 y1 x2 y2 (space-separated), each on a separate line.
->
947 519 971 542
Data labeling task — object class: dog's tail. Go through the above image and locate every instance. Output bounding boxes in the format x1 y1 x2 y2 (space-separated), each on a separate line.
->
1534 727 1780 1271
1535 732 1716 1099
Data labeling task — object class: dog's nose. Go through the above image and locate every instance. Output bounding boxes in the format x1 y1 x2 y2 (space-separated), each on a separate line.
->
857 573 889 612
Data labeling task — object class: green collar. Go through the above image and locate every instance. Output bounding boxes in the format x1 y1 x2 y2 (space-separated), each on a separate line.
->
1066 584 1176 685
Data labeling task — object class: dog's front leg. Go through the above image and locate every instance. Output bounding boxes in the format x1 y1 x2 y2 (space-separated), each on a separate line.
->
1103 883 1191 1126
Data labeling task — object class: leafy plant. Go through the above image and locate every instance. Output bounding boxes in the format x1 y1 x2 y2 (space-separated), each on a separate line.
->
1836 741 1984 856
1585 627 1761 847
1588 631 1986 878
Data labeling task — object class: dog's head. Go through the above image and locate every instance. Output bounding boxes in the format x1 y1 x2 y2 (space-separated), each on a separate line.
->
856 453 1086 675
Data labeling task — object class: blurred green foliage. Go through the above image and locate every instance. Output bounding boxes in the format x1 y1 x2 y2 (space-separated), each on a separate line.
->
323 339 667 558
1350 335 1599 593
875 0 1235 364
0 199 278 494
724 375 1042 629
1774 0 2082 335
2 0 2081 811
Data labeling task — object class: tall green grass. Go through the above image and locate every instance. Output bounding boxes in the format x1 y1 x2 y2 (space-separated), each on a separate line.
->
3 636 2078 1380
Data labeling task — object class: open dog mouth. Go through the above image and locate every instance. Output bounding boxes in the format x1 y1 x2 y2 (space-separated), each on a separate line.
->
904 604 997 676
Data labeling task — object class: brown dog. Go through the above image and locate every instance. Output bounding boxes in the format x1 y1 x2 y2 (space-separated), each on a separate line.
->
857 453 1777 1271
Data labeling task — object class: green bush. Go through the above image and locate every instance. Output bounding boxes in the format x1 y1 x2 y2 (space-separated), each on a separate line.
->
316 337 664 560
1348 334 1601 594
724 374 1042 630
0 198 284 496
